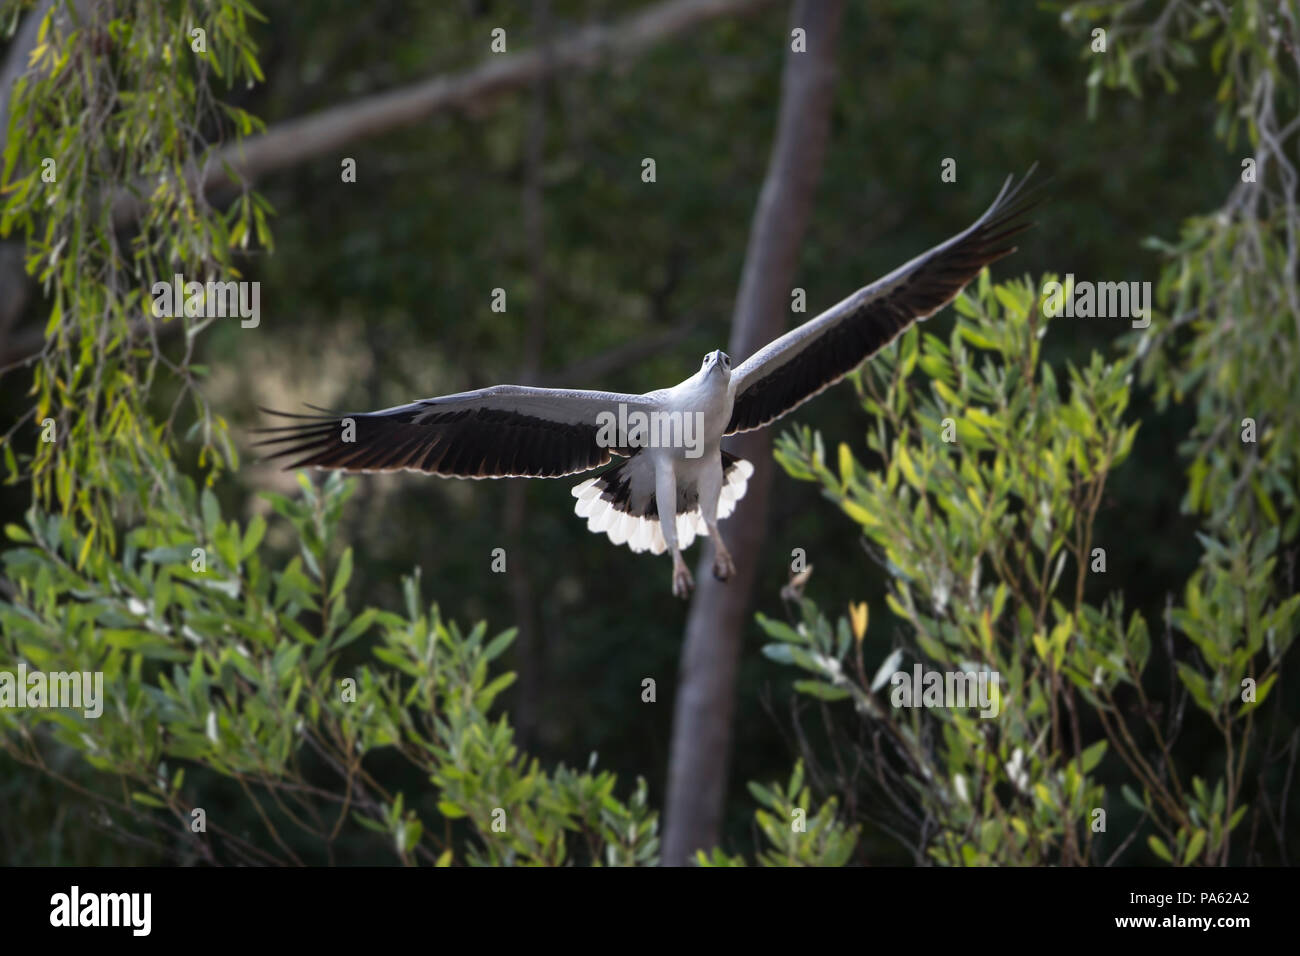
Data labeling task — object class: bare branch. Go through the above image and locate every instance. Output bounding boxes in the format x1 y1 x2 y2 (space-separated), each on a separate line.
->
108 0 779 227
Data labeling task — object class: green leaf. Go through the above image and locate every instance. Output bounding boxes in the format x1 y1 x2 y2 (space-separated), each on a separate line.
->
841 498 880 528
201 488 220 536
932 379 961 407
993 284 1024 317
762 644 795 664
1121 784 1146 812
1177 662 1216 714
1079 739 1108 774
330 547 353 600
1147 835 1173 863
438 800 468 819
241 513 266 559
354 812 389 833
332 608 378 652
837 442 855 488
953 293 979 318
476 671 517 707
44 294 62 339
793 679 850 701
746 782 778 808
896 443 923 491
481 628 517 664
966 407 1002 432
957 322 999 349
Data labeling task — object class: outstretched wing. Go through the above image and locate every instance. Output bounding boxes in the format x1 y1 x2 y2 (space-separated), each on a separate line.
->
726 168 1038 435
255 385 659 479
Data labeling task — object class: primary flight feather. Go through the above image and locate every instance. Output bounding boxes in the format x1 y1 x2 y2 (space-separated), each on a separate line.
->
256 170 1037 597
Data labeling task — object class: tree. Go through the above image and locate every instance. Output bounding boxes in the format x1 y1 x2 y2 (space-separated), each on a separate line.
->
735 0 1300 865
663 0 844 867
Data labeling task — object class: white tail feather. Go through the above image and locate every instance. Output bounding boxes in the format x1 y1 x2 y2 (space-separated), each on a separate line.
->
570 457 752 555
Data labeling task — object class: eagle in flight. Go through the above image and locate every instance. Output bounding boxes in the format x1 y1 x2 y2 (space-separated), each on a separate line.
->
257 171 1035 598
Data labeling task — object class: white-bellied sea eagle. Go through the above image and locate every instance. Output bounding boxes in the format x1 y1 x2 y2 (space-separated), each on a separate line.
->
257 171 1036 597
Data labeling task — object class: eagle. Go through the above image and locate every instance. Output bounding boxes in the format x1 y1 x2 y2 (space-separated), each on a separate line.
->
256 171 1035 597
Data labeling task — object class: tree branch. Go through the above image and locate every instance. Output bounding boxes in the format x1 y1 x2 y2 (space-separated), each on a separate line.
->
0 0 779 369
108 0 780 227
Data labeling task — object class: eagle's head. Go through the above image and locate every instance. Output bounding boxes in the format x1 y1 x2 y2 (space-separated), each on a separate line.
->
702 350 731 380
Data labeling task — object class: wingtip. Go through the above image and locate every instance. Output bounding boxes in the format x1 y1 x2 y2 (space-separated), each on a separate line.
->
257 405 340 421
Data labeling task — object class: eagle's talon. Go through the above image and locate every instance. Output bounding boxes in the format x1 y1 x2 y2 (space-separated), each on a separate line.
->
672 561 694 599
713 550 735 581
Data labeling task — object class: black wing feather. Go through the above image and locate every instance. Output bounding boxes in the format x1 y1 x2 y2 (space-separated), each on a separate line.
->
254 402 615 480
727 169 1039 435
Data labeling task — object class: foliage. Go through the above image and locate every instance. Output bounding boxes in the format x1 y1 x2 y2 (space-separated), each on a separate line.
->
766 271 1296 864
1 466 660 864
1063 0 1300 542
769 276 1137 864
695 761 859 866
756 0 1300 866
1 0 268 554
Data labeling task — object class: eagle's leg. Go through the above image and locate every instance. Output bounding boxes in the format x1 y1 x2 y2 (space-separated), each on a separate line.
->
699 457 735 582
709 526 735 581
656 459 693 598
671 553 694 598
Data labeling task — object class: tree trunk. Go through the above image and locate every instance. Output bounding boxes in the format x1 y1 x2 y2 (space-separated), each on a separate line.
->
506 0 553 752
662 0 843 867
